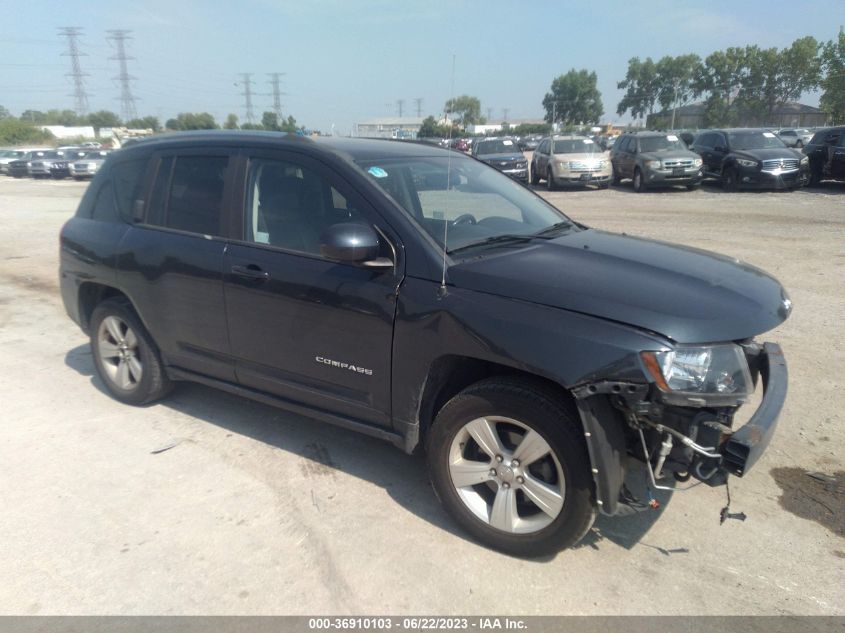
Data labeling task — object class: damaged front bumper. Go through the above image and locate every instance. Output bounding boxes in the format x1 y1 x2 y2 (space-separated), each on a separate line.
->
574 342 787 515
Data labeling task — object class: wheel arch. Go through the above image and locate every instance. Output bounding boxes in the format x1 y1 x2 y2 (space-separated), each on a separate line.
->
77 282 133 333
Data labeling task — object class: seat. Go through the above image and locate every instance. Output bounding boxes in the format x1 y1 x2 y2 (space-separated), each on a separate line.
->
259 174 321 253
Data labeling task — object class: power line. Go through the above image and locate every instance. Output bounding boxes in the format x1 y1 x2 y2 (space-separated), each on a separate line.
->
106 30 138 122
237 73 256 124
58 27 90 116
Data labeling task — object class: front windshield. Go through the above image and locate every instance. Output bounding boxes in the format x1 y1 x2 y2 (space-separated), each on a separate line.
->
551 138 600 154
639 135 686 152
358 156 575 253
476 139 519 155
728 131 786 150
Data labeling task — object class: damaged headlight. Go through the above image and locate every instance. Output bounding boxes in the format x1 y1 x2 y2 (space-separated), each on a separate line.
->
641 344 753 402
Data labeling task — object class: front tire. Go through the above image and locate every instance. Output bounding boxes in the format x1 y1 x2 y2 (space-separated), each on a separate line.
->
546 168 556 191
426 377 595 557
632 168 646 192
530 162 540 185
722 166 740 192
90 298 172 405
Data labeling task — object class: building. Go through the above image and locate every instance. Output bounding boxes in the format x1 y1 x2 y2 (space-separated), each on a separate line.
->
466 119 546 135
355 117 424 139
38 125 96 140
646 101 829 130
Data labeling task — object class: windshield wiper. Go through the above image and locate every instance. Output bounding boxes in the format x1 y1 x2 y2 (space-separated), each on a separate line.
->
448 233 540 254
533 221 575 237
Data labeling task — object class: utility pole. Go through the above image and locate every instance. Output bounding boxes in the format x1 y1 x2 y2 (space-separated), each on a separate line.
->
396 99 405 118
414 98 423 117
670 78 680 131
267 72 286 120
238 73 256 125
106 30 138 122
58 27 89 116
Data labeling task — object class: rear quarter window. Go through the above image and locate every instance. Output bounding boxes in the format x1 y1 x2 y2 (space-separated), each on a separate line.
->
112 158 150 223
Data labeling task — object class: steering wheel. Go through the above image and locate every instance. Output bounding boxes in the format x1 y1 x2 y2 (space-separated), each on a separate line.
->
452 213 477 226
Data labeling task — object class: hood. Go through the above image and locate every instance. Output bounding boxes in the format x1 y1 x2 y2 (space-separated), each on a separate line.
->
448 229 790 343
478 152 525 162
731 147 802 161
554 152 608 162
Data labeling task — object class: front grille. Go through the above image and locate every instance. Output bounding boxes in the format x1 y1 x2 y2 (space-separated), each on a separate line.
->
762 158 799 172
662 159 694 168
568 160 606 171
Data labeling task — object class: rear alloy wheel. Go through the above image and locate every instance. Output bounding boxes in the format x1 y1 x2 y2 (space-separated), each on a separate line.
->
90 299 172 405
632 168 646 192
427 378 595 557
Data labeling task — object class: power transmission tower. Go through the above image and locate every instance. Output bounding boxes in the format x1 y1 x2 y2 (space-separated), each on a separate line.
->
414 98 423 117
486 107 493 122
58 27 90 116
502 108 509 122
396 99 405 117
106 30 138 122
266 73 287 120
238 73 256 125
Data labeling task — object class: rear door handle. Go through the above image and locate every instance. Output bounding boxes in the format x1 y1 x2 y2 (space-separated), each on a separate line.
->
231 264 270 280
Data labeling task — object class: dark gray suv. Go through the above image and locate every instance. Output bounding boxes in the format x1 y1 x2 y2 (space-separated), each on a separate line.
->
611 132 704 192
59 131 790 556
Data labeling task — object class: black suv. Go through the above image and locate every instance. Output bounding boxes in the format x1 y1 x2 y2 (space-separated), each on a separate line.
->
60 131 789 556
470 137 528 181
802 126 845 186
690 128 809 190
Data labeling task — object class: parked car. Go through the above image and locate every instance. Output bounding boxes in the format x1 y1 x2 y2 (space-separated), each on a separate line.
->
50 150 88 179
530 135 611 189
471 137 528 181
7 150 51 178
518 135 541 151
610 131 703 192
69 150 112 179
27 150 67 178
775 128 813 148
59 132 790 556
0 149 30 175
691 128 809 190
802 126 845 185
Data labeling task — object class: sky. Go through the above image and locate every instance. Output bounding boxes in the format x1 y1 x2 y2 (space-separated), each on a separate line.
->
1 0 842 134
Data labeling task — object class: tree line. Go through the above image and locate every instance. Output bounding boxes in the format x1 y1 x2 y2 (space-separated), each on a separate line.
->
0 106 304 145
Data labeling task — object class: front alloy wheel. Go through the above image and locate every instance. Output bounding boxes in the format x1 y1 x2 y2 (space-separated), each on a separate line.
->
427 377 595 557
448 416 565 534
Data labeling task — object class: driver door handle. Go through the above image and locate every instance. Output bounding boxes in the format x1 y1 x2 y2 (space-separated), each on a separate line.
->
231 264 270 280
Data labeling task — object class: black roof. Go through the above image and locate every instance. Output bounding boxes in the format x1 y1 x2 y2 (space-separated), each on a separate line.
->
120 130 456 162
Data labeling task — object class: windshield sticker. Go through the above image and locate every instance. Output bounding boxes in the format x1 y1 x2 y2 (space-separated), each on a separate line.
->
763 132 776 138
502 139 514 145
582 138 594 144
667 134 679 141
367 166 388 178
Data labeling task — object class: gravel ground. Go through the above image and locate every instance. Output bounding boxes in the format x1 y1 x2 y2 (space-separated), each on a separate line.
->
0 175 842 615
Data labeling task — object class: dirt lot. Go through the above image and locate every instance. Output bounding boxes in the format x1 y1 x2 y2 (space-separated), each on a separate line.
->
0 176 842 615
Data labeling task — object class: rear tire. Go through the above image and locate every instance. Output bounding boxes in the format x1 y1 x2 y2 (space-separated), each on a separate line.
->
90 298 173 406
426 377 596 557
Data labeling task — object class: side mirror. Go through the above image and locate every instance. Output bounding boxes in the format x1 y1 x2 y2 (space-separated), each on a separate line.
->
320 223 391 267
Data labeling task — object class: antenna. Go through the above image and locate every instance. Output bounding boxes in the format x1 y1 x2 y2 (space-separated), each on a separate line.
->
440 54 456 295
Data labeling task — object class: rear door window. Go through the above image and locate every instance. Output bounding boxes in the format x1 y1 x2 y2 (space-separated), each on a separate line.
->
146 155 230 236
